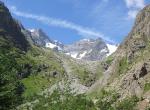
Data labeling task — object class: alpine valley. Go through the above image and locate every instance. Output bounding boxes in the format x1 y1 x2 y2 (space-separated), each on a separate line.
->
0 1 150 110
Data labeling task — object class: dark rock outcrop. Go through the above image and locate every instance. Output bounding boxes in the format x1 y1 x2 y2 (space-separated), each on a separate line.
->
0 2 29 51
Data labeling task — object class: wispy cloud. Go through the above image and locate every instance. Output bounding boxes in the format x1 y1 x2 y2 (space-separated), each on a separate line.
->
125 0 145 8
124 0 145 19
9 6 114 43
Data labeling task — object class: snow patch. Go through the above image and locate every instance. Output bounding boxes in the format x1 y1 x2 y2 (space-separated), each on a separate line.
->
78 51 87 59
29 29 35 33
70 52 78 59
45 42 62 50
46 42 57 48
82 39 90 42
106 44 118 56
100 48 108 53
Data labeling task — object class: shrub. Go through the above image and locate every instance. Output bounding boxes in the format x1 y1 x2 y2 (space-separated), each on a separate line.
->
105 56 114 65
96 89 119 110
118 57 128 75
0 47 23 109
32 89 96 110
144 82 150 92
115 96 139 110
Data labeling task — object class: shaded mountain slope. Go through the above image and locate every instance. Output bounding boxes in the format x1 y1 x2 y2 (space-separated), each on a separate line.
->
0 2 29 51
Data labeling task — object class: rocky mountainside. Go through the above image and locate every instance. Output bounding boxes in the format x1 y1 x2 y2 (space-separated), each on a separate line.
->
29 29 51 47
64 38 107 60
0 2 29 51
64 38 117 61
89 4 150 110
15 25 63 51
23 28 64 50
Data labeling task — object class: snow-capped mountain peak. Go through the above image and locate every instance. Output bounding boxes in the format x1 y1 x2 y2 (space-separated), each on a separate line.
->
27 28 63 51
64 38 110 61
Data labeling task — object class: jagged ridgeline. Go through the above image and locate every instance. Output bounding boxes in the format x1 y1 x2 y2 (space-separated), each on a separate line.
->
0 0 150 110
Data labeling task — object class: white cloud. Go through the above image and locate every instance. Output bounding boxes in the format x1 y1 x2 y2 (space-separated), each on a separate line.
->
124 0 145 19
127 10 138 19
125 0 145 9
9 6 114 43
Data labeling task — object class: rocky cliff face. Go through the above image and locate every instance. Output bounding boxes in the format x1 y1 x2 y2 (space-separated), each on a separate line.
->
89 5 150 109
26 29 64 50
117 5 150 104
0 2 29 51
118 5 150 59
29 29 52 47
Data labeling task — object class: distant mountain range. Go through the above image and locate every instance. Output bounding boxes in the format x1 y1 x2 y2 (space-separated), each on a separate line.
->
24 28 117 61
63 38 117 60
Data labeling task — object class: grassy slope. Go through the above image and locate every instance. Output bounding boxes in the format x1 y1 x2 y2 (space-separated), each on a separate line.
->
19 46 65 99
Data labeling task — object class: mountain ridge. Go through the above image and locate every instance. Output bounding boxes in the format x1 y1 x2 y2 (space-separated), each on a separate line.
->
24 27 118 60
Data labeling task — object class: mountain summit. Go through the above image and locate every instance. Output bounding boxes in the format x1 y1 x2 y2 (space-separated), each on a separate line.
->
64 38 117 60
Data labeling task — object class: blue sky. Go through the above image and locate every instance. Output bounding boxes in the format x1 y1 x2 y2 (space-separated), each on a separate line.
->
2 0 150 44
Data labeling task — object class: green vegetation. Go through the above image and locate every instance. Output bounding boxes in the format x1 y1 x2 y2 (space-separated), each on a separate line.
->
90 89 139 110
35 92 96 110
75 67 93 85
95 63 104 80
144 82 150 92
118 56 129 75
19 88 96 110
0 46 23 109
22 75 50 98
24 46 65 74
96 89 119 110
105 55 114 65
19 46 65 100
68 60 94 86
0 42 66 109
115 96 139 110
